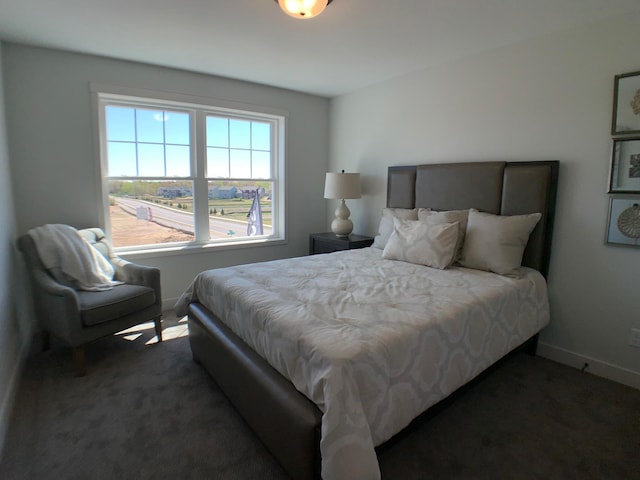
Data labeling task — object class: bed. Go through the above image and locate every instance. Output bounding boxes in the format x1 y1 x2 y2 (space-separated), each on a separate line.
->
176 161 559 480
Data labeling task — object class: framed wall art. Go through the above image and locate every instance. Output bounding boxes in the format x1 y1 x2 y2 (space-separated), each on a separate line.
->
608 137 640 193
611 70 640 136
606 196 640 247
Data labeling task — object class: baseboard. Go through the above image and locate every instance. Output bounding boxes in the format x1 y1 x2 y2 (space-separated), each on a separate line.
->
537 342 640 390
0 340 29 461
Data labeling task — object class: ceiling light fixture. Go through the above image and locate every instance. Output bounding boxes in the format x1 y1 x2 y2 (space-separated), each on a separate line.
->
275 0 334 19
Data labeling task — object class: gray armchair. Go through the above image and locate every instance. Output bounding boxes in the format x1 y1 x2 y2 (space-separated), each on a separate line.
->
18 227 162 376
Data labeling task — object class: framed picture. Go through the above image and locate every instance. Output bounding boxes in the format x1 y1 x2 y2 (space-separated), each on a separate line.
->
606 196 640 247
608 137 640 193
612 70 640 136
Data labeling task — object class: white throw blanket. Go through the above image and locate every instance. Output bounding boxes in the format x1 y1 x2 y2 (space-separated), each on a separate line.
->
28 224 119 291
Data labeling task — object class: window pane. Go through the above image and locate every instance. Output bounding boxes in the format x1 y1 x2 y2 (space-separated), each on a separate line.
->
206 116 228 147
138 144 165 176
108 179 194 247
166 145 190 177
207 180 273 240
230 119 250 149
252 122 271 151
230 149 251 178
136 109 165 143
106 106 135 142
252 151 271 179
108 142 137 176
207 147 229 177
165 112 190 145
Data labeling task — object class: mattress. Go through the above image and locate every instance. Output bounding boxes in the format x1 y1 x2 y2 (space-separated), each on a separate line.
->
175 247 550 480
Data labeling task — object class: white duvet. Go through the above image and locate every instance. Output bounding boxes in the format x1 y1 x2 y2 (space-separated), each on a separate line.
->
175 248 550 480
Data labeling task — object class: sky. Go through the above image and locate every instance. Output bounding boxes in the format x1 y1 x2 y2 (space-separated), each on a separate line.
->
106 106 271 179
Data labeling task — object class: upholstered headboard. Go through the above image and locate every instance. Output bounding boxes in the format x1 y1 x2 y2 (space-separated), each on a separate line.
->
386 161 559 278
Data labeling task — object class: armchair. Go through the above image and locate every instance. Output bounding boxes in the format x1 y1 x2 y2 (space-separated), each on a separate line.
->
18 227 162 376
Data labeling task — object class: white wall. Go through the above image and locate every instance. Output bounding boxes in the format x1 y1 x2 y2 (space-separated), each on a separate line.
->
3 44 330 308
0 41 29 460
329 13 640 387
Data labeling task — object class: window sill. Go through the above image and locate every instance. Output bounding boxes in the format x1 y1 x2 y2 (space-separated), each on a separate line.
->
115 237 287 260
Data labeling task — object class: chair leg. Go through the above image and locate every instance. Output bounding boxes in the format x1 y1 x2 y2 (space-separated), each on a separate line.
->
73 346 86 377
154 317 163 343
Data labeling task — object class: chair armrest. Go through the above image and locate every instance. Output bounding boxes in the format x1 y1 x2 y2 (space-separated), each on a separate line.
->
29 268 83 342
111 258 161 291
30 267 78 299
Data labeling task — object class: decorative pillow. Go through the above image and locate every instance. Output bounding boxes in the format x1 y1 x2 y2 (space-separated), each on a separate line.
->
418 208 469 264
459 209 542 276
371 208 420 249
382 219 459 269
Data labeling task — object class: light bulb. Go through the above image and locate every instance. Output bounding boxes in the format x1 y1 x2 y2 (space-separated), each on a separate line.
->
277 0 329 19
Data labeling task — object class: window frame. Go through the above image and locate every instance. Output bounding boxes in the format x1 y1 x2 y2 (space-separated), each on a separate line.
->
91 84 287 255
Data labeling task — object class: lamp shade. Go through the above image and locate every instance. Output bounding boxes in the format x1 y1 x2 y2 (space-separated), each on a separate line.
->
324 172 361 199
276 0 332 19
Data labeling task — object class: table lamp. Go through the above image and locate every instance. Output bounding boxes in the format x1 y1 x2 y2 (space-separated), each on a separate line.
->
324 170 361 237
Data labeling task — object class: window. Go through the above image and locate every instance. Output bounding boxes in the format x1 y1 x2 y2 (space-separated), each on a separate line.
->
95 90 285 251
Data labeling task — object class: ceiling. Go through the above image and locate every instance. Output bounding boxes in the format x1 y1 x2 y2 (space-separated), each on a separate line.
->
1 0 639 97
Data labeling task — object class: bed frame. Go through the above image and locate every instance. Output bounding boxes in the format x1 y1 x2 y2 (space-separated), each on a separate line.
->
188 160 559 480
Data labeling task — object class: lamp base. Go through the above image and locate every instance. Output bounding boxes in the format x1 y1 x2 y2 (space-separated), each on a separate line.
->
331 199 353 237
331 219 353 237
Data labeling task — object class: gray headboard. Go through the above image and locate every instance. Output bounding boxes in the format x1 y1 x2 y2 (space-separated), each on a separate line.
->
387 161 559 278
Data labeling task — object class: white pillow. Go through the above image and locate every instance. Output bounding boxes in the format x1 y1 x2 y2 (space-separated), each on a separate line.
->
382 219 459 269
459 208 542 276
418 208 469 264
371 208 419 249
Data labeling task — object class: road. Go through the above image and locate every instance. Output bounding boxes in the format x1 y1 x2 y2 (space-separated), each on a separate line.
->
115 197 272 239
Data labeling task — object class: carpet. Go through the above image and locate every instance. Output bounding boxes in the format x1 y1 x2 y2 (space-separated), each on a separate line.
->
1 316 639 480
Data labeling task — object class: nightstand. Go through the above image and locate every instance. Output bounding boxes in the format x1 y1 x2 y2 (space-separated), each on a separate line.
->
309 232 374 255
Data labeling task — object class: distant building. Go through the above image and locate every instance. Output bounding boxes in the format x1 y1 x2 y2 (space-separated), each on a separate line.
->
239 186 266 199
157 186 192 198
208 185 238 199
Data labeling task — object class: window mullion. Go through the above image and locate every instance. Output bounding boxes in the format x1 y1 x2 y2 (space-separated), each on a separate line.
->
227 119 232 176
193 110 210 243
162 110 167 176
134 109 139 176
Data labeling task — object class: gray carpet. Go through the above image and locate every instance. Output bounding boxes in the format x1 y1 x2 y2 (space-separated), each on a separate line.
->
1 316 639 480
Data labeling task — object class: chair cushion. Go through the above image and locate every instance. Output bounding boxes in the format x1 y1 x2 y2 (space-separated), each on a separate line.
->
77 284 156 327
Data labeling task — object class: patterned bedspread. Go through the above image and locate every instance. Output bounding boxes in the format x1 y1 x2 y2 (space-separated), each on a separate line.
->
175 247 550 480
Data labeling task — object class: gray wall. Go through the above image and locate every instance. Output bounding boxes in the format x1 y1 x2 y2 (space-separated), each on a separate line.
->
0 42 29 459
329 12 640 386
3 43 330 308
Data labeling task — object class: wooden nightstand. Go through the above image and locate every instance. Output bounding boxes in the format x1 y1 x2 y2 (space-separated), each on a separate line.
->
309 232 374 255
